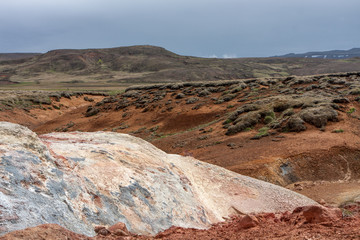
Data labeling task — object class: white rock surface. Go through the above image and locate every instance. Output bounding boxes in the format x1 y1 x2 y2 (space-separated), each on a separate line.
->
0 122 317 236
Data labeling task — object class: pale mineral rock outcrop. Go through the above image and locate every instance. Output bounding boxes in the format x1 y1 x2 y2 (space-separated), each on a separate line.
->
0 122 317 236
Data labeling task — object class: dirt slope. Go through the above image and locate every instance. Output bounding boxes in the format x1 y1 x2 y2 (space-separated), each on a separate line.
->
1 72 360 207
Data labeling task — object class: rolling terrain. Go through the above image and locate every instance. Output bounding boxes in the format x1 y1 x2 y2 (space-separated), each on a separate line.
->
1 45 360 90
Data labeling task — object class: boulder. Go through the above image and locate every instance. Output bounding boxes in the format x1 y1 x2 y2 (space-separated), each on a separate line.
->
0 122 317 237
237 215 259 229
302 205 342 223
97 228 111 236
108 222 129 236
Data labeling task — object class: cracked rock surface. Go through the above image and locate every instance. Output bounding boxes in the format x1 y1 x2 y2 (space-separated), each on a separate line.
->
0 122 316 236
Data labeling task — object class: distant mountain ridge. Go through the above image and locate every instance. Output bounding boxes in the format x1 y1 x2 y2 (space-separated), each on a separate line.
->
1 45 360 88
0 53 41 61
275 48 360 59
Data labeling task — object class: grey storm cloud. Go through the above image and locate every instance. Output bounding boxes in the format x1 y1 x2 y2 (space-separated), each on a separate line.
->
0 0 360 57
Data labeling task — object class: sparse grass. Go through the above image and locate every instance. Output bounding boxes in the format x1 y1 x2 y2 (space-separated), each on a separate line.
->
156 133 175 139
341 208 354 218
256 127 270 137
267 111 276 119
332 129 344 133
153 119 220 141
247 92 258 97
187 119 219 132
224 119 233 124
198 135 209 140
107 89 125 96
132 127 146 134
112 123 129 132
347 108 356 114
149 126 159 132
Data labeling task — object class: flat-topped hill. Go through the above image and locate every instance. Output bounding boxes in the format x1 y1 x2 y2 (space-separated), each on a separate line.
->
1 45 360 90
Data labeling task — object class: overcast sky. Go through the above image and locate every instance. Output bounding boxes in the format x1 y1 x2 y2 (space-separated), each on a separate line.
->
0 0 359 57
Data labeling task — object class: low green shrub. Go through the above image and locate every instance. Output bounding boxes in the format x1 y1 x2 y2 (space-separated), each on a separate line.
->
347 108 356 114
264 116 274 124
332 129 344 133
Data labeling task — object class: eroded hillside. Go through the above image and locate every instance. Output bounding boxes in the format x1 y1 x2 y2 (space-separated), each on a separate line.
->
1 72 360 208
1 72 360 239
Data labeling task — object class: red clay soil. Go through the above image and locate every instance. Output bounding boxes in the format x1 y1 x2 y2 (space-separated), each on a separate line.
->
25 91 360 190
0 95 104 130
151 207 360 240
1 79 360 205
25 92 360 173
25 88 360 174
5 99 360 177
2 205 359 240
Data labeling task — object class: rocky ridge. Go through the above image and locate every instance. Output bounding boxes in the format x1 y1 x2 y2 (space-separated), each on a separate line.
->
0 122 317 237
